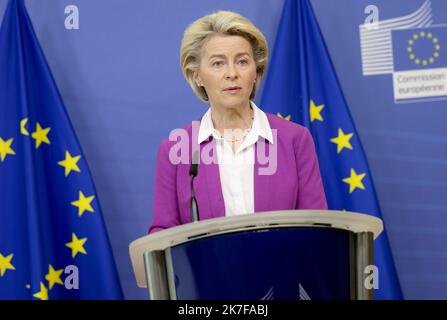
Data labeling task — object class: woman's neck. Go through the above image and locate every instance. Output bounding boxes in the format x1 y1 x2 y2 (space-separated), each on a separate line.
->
210 102 253 135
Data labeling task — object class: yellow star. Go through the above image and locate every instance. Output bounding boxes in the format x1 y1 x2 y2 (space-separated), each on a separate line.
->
277 113 291 121
31 122 51 148
66 232 87 258
71 191 95 217
309 100 324 122
330 128 353 153
45 265 64 290
33 282 49 300
0 253 15 276
343 168 366 193
0 137 16 162
20 118 29 136
58 151 81 177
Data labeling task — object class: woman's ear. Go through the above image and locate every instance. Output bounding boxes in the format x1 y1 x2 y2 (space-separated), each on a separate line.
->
193 71 203 87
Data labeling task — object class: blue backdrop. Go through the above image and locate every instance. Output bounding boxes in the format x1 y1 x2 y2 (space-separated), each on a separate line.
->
1 0 446 299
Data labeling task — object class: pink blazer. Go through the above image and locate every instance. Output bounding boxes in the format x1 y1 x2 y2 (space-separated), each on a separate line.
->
149 113 327 233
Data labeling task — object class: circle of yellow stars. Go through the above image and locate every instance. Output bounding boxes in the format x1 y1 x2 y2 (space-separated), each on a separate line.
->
407 31 441 66
0 117 96 299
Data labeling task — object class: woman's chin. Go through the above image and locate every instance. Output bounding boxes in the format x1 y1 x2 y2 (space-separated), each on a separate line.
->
218 97 250 109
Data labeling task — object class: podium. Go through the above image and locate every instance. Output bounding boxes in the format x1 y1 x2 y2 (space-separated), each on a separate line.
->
129 210 383 300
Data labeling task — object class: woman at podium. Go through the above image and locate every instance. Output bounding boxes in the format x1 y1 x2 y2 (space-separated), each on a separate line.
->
149 11 327 233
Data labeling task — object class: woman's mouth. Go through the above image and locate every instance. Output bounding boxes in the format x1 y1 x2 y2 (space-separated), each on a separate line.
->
223 86 242 93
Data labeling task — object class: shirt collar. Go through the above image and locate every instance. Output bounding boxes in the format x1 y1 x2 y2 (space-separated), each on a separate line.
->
197 101 274 145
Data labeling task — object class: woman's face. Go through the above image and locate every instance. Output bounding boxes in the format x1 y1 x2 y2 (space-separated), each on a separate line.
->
194 35 257 110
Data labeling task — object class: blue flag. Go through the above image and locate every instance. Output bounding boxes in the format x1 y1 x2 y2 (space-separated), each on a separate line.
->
261 0 403 299
0 0 123 299
392 26 446 71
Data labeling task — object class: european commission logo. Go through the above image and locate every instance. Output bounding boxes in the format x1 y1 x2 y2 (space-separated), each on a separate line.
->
359 0 447 103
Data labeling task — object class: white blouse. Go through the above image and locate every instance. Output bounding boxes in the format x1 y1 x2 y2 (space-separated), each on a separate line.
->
197 101 274 217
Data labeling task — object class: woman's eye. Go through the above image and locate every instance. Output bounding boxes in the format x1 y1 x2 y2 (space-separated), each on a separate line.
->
238 59 249 65
212 61 223 67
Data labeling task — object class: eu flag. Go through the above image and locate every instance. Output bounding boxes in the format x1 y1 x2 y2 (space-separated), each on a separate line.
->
392 26 446 71
261 0 403 299
0 0 123 299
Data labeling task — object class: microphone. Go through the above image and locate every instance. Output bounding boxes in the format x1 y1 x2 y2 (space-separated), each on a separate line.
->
189 151 200 222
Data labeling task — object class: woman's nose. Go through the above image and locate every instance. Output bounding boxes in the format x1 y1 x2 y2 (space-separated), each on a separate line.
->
225 63 238 79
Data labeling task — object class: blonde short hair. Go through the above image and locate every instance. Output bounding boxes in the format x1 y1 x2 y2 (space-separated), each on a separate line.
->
180 11 268 103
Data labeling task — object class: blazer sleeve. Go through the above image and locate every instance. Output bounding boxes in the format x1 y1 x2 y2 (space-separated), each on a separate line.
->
148 140 181 234
294 127 328 209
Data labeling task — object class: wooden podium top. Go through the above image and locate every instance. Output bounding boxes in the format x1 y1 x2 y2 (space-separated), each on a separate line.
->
129 210 383 288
